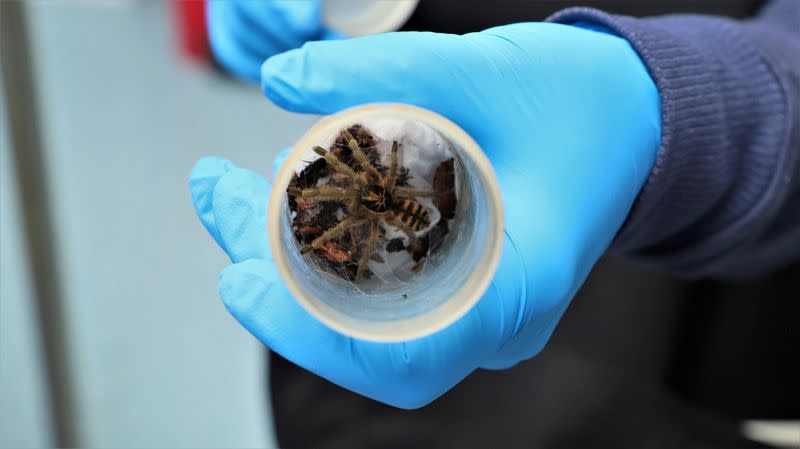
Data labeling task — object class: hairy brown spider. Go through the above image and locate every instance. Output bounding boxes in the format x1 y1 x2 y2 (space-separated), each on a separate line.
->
288 130 435 279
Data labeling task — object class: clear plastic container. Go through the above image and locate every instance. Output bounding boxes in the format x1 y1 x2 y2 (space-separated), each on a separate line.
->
268 104 503 342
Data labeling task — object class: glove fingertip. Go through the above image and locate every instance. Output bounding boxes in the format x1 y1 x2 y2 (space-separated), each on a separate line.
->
189 157 237 249
219 259 277 315
218 259 318 355
190 156 235 183
260 50 316 113
212 168 272 263
207 1 263 83
212 166 272 206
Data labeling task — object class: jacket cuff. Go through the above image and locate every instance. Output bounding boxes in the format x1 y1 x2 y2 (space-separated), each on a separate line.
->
547 8 787 276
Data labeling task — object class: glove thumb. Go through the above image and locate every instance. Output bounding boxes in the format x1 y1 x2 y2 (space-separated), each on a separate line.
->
260 31 472 119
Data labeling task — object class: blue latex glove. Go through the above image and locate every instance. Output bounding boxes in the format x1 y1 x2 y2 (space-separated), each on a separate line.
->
190 23 661 408
206 0 341 82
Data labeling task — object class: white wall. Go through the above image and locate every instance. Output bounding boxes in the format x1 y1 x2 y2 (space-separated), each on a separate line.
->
1 2 316 447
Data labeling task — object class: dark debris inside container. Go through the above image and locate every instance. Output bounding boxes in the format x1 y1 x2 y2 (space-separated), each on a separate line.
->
287 124 457 283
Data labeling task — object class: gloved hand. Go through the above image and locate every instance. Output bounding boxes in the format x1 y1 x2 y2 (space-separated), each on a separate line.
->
206 0 341 82
190 23 661 408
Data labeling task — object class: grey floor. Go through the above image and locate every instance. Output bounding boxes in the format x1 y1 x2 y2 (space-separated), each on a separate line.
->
1 1 316 447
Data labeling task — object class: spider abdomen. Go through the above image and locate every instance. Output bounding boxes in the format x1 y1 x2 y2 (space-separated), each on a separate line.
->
394 199 430 232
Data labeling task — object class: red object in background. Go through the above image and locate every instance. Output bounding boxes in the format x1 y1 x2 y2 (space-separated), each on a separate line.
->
173 0 210 62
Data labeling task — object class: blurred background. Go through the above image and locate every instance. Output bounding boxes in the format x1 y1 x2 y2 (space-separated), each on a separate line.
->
2 1 798 448
1 1 316 447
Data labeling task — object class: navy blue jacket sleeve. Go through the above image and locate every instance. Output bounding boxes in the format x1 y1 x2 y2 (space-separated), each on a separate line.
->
549 0 800 279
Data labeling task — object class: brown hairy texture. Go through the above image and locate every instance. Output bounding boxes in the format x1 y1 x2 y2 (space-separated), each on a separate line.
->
332 124 380 169
287 124 456 282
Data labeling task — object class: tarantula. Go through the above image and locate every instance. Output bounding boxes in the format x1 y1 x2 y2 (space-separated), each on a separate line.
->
288 130 435 279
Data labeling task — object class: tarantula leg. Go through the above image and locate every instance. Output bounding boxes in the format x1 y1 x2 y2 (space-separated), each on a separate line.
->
331 173 352 183
346 196 360 214
342 130 381 182
312 146 367 187
301 217 368 254
356 221 380 279
384 141 399 189
288 185 358 201
393 187 435 198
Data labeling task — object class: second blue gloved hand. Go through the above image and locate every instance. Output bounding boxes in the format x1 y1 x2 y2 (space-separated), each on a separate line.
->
207 0 342 82
190 23 661 408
